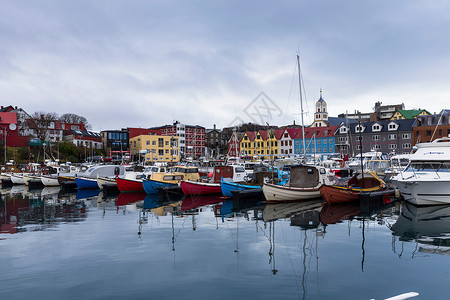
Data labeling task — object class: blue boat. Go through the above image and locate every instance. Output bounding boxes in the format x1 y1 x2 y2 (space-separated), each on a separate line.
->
143 179 177 194
220 178 261 197
75 177 99 189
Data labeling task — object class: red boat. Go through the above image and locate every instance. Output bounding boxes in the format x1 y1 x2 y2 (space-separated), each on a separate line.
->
320 172 386 205
116 173 144 192
180 180 222 195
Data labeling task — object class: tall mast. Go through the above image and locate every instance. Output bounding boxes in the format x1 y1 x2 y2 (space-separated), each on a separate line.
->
297 55 306 158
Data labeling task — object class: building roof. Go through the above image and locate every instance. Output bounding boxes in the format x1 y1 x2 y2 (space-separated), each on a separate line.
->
395 109 430 119
339 119 415 134
294 126 338 139
0 112 18 126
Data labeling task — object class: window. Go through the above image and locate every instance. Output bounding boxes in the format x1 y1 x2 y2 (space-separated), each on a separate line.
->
317 140 321 144
158 149 164 156
355 125 364 133
426 130 432 136
339 127 348 134
388 134 397 140
374 144 381 150
158 138 164 147
356 145 362 150
388 144 397 149
356 136 363 141
146 141 150 145
402 143 411 149
388 123 398 131
402 133 411 139
372 135 380 141
372 124 381 131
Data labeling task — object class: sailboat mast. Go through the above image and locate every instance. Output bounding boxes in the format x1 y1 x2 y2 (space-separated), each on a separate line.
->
297 55 306 158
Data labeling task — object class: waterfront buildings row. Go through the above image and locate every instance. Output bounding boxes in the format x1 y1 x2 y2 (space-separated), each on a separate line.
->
2 91 450 163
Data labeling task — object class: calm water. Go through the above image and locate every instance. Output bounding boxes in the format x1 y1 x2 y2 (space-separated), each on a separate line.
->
1 186 449 299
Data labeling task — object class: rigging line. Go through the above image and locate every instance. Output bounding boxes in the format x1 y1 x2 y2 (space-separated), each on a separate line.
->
283 62 300 125
431 109 445 141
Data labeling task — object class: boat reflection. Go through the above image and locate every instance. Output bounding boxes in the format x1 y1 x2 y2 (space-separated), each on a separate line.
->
263 199 324 223
391 202 450 255
76 188 100 200
181 194 223 213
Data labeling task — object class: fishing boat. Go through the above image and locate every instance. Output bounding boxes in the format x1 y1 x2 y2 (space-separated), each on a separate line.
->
75 165 125 189
96 175 117 189
220 178 262 197
10 173 25 185
143 166 199 194
116 172 144 192
391 137 450 205
41 175 60 187
262 165 335 202
319 172 387 205
180 165 245 196
180 180 222 195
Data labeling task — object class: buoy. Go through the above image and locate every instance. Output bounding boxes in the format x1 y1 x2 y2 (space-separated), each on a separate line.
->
208 171 213 177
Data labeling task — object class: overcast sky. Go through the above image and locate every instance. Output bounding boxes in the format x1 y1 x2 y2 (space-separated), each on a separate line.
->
1 1 450 132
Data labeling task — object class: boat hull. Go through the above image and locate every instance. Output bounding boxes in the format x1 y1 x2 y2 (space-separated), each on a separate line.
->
394 179 450 205
116 177 144 192
41 176 60 187
180 180 222 195
75 177 99 189
319 185 361 205
221 179 261 197
97 177 117 189
143 179 177 194
262 183 322 202
10 174 25 185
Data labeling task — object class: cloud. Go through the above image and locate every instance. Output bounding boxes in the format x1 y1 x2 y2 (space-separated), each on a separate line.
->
1 1 450 131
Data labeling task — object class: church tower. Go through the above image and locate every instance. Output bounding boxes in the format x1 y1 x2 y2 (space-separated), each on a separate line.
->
312 89 328 127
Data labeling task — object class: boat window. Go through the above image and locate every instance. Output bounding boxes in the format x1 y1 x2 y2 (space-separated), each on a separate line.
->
151 167 159 172
307 168 314 174
437 163 450 172
235 167 245 173
160 168 165 172
136 174 143 179
319 168 326 174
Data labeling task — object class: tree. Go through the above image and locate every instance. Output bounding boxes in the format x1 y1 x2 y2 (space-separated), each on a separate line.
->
60 113 91 130
28 111 59 142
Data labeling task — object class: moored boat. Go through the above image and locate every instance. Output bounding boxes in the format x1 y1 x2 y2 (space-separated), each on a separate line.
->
262 165 335 202
180 180 222 195
75 177 99 189
320 172 387 205
391 137 450 205
41 175 60 187
220 178 262 197
116 172 144 192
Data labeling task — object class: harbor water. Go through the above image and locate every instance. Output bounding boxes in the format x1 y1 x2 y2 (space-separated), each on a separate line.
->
1 186 449 299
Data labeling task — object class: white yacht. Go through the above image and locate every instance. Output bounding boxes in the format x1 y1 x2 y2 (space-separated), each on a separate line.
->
391 137 450 205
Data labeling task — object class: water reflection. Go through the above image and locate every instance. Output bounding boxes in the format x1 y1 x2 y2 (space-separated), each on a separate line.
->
391 202 450 256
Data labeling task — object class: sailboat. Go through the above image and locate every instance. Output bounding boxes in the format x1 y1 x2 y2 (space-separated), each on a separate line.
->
262 55 335 202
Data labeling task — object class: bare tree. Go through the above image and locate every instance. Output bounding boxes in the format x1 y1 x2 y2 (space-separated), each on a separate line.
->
28 111 59 142
60 113 91 130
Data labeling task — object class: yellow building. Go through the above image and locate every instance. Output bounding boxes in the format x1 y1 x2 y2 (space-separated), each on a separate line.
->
239 130 279 158
130 135 180 163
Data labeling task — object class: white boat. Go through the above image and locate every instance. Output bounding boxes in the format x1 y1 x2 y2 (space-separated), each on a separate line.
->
23 174 42 186
41 175 60 187
97 175 117 189
391 137 450 205
10 173 25 185
262 165 336 202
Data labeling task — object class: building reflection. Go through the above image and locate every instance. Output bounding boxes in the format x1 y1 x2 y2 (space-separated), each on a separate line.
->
0 187 87 235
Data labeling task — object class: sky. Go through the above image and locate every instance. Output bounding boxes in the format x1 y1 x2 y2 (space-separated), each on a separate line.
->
1 0 450 132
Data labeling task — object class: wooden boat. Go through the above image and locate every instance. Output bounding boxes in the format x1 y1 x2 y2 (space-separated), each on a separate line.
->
143 166 200 194
180 180 222 195
262 165 335 202
97 176 117 189
116 172 144 192
220 178 262 197
319 172 387 205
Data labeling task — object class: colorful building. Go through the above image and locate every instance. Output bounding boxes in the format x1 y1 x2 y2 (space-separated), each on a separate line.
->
239 130 279 159
129 135 180 163
279 128 300 156
412 110 450 144
293 126 338 158
391 109 430 120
